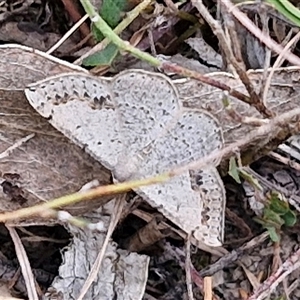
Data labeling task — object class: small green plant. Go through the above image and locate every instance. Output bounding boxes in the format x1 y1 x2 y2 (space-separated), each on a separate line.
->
254 191 297 242
228 157 262 190
228 156 241 183
82 43 119 67
228 158 297 242
83 0 127 66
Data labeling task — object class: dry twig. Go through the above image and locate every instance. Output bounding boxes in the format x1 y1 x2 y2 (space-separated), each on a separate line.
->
248 247 300 300
192 0 272 117
77 196 126 300
185 233 194 300
6 226 39 300
219 0 300 67
1 107 300 223
199 232 269 277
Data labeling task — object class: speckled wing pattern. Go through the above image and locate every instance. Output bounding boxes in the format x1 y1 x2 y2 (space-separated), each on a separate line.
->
120 102 224 246
110 71 181 181
24 73 122 170
24 69 226 247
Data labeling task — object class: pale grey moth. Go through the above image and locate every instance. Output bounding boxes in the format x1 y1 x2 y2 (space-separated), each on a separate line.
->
25 69 226 247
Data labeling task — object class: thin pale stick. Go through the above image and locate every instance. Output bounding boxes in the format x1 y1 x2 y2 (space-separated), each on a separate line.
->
185 233 194 300
0 134 34 159
191 0 272 117
77 196 125 300
220 0 300 66
1 107 300 223
47 14 89 54
172 107 300 177
200 232 269 277
6 226 39 300
248 247 300 300
204 277 213 300
257 11 271 100
262 31 300 104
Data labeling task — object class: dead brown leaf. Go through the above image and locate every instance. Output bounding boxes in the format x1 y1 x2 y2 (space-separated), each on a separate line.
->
0 45 113 224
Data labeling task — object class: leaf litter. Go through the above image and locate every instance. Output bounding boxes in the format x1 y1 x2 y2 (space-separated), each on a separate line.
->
1 1 300 299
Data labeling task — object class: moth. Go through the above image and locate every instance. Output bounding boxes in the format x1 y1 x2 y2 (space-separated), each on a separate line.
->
25 69 226 247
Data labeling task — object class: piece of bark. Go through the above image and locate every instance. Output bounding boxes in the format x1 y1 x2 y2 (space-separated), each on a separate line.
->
45 202 149 300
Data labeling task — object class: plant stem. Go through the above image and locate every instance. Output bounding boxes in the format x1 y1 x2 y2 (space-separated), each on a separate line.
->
79 0 262 112
80 0 161 66
75 0 153 64
0 173 169 222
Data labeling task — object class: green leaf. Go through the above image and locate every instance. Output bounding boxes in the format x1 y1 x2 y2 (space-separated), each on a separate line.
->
263 208 285 228
239 169 263 191
269 191 289 215
91 24 105 42
100 0 126 27
82 43 119 67
253 215 281 229
253 216 266 226
228 157 241 183
282 210 297 227
92 0 127 42
266 0 300 28
266 226 280 242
